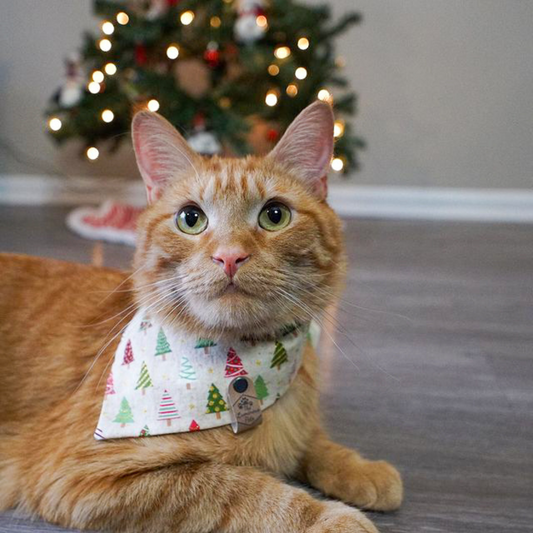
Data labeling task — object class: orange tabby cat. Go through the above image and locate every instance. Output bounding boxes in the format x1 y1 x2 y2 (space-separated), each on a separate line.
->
0 102 402 532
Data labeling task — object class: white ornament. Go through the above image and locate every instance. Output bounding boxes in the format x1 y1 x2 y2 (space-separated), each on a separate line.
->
59 80 83 108
187 131 222 156
234 0 267 44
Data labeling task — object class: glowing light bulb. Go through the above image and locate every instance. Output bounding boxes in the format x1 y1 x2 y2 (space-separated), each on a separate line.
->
295 67 307 80
256 15 268 28
48 117 62 131
219 97 231 109
331 157 344 172
101 109 114 123
265 91 278 107
116 12 129 25
286 84 298 97
268 64 280 76
87 147 100 161
318 89 332 102
180 10 195 25
88 81 101 94
92 70 104 83
210 16 221 28
148 99 160 112
274 46 291 59
298 37 310 50
334 120 345 138
99 38 112 52
104 62 117 75
102 21 115 35
166 45 180 60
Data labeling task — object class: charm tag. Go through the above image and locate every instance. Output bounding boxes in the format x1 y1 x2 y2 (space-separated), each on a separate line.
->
227 377 263 434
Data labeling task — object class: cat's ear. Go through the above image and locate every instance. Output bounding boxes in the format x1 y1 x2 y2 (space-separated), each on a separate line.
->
268 101 334 199
132 111 199 204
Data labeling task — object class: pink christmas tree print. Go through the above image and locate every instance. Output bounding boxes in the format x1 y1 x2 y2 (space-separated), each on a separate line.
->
189 420 200 432
122 339 134 368
105 371 116 396
224 348 248 378
157 389 180 427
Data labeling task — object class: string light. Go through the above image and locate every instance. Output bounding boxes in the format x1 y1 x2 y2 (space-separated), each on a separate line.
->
92 70 104 83
295 67 307 80
286 84 298 97
256 15 268 28
87 147 100 161
268 64 280 76
101 109 114 123
318 89 332 103
88 81 101 94
180 10 195 25
334 120 345 138
265 90 279 107
102 21 115 35
274 46 291 59
48 117 62 131
210 16 221 28
116 12 129 25
298 37 310 50
219 97 231 109
104 62 117 75
148 99 160 112
331 157 344 172
99 38 112 52
166 45 180 60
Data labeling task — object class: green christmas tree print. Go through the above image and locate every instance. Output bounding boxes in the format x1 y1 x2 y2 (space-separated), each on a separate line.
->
270 341 288 370
155 327 171 361
179 356 197 390
157 389 180 427
135 361 153 395
113 397 134 428
254 375 269 405
195 338 217 355
139 425 150 437
206 383 227 420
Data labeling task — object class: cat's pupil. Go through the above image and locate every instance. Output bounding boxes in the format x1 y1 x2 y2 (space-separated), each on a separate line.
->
267 206 282 224
185 210 199 227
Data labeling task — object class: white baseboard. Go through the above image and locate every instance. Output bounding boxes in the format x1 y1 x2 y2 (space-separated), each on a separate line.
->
1 174 533 223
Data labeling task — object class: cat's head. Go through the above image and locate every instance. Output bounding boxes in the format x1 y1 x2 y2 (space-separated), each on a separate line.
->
132 101 346 339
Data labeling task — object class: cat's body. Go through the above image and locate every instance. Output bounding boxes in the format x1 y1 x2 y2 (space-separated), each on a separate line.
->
0 103 402 532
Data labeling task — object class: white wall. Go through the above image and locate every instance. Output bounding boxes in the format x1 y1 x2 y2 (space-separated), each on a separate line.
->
1 0 532 189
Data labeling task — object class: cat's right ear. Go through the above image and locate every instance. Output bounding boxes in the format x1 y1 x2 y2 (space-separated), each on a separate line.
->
132 111 199 204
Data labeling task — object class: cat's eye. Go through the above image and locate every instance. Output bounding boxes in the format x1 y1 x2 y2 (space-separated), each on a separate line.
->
175 206 208 235
258 202 291 232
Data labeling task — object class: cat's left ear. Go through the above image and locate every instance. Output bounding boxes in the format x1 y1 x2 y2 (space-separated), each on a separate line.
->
268 101 334 199
132 111 199 204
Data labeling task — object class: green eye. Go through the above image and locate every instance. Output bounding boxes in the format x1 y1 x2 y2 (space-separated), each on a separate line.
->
258 202 291 231
175 206 208 235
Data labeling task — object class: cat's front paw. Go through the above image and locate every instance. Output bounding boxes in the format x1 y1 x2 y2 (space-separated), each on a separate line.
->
308 502 379 533
346 460 403 512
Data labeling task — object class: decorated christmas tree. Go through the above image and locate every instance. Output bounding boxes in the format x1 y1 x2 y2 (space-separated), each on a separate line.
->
139 424 150 437
155 327 172 360
195 338 217 355
122 339 134 367
157 389 180 426
113 397 134 427
206 383 227 420
45 0 362 173
179 356 197 389
270 341 288 370
189 419 201 432
135 361 154 395
105 370 116 396
224 347 248 378
254 375 269 404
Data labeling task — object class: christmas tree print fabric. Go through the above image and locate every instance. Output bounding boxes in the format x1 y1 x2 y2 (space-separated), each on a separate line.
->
95 309 319 440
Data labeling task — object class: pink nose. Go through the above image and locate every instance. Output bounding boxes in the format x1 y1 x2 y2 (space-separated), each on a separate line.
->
211 249 250 278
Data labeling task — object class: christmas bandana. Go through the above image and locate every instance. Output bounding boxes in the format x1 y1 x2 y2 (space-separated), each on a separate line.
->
95 309 319 440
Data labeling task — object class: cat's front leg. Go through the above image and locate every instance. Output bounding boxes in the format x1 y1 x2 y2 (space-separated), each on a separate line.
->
298 430 403 512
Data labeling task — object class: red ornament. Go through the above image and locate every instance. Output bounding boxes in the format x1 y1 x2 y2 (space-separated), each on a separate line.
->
193 112 206 130
267 129 279 143
189 420 200 432
204 42 221 68
135 43 148 66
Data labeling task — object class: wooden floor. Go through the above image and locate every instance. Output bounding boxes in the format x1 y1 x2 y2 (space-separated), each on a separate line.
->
0 205 532 533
